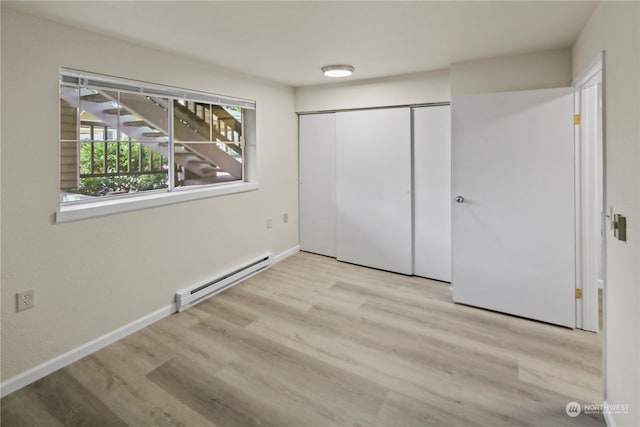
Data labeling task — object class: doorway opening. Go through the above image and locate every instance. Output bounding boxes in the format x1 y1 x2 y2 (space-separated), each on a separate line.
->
574 52 605 333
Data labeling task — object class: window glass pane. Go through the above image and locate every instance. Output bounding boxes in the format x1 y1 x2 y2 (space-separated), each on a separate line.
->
60 70 252 205
173 140 243 188
174 100 211 142
60 84 169 202
118 92 169 143
212 105 242 146
174 101 243 188
60 85 79 191
60 85 78 141
79 125 91 141
79 142 92 175
92 126 106 141
78 88 116 133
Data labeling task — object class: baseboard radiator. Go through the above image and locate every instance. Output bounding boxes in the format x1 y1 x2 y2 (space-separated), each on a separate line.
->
175 253 272 312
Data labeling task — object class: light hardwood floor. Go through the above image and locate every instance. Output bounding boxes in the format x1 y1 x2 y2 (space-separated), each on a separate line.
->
1 252 604 426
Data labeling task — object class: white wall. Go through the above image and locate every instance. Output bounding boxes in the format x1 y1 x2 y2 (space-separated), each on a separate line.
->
295 48 571 114
450 48 572 95
294 69 450 112
573 3 640 426
0 8 298 381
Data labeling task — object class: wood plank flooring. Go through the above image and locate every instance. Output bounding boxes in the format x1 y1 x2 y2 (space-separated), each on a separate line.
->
1 252 604 426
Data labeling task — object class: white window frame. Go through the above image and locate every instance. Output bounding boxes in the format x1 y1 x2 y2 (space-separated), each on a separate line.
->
57 69 258 223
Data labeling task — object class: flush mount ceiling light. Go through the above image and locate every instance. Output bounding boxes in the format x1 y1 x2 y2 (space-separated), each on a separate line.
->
321 65 355 78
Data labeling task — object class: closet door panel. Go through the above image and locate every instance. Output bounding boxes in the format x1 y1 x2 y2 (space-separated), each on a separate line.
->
299 113 336 257
336 108 412 274
414 105 451 281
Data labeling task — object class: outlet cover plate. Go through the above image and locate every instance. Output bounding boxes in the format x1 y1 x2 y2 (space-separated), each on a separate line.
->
17 290 35 312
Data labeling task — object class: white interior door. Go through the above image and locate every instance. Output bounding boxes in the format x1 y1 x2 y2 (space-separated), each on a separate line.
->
413 105 451 282
336 108 412 275
452 87 575 328
299 113 336 257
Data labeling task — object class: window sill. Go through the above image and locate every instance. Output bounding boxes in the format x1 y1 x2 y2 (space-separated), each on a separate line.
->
56 182 259 223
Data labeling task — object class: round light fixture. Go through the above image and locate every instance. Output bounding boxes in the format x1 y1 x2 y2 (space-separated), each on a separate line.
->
321 65 355 78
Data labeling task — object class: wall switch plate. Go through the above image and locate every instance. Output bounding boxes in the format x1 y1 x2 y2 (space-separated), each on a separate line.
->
283 213 289 223
17 290 35 312
267 218 273 229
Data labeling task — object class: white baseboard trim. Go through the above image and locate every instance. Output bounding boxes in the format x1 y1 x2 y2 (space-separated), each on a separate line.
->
0 247 299 398
602 401 617 427
273 245 300 264
0 303 176 398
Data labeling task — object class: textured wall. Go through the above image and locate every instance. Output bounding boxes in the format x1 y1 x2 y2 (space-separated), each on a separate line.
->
573 2 640 426
1 8 298 381
450 48 572 95
295 69 450 112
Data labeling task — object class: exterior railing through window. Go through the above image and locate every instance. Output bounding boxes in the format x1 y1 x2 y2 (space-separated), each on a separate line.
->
59 69 255 203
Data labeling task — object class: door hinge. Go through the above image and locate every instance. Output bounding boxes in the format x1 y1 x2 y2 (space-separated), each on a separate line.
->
575 288 582 299
574 114 581 125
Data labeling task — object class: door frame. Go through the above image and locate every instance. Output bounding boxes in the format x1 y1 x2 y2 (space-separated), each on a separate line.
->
573 51 605 334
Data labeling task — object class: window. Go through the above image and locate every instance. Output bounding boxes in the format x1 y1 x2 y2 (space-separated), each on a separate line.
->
59 69 256 213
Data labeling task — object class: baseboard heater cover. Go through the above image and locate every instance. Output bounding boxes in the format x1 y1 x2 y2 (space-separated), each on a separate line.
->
175 253 272 312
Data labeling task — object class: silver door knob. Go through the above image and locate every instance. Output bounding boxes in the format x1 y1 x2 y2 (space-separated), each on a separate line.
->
455 195 465 203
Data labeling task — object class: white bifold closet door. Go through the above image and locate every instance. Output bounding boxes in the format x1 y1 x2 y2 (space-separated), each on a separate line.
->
299 113 336 257
336 108 413 275
413 105 451 282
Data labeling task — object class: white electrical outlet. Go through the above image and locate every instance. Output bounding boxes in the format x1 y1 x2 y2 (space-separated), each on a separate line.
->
283 213 289 223
267 218 273 229
17 289 35 312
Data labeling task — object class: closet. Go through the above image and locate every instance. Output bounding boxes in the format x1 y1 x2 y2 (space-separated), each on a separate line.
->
299 105 450 281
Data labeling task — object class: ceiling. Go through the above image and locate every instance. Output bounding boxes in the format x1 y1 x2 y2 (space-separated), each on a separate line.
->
6 1 598 87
